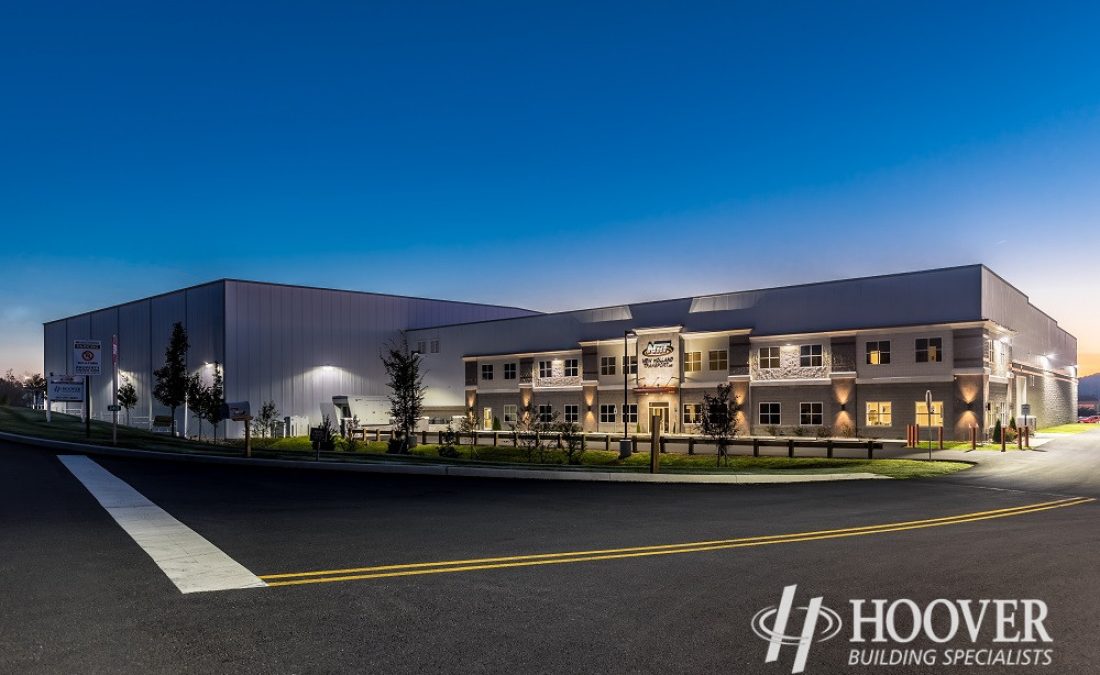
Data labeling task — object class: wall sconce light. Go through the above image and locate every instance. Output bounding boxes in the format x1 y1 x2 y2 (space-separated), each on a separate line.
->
587 404 593 412
966 401 974 411
840 403 847 412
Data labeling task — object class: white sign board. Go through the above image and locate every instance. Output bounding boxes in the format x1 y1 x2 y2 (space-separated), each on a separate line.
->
48 376 85 402
73 340 102 376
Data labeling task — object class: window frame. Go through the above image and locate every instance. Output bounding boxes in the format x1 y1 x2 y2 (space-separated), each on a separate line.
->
623 355 638 375
759 346 780 369
758 402 781 426
866 341 891 365
480 364 493 381
538 361 553 378
708 349 729 372
599 404 616 423
684 351 702 373
537 404 554 424
799 344 823 368
915 401 944 427
563 404 579 424
915 337 943 363
599 356 617 376
503 362 517 380
799 401 823 426
622 404 638 423
866 401 893 426
682 403 702 425
564 358 579 378
503 404 517 424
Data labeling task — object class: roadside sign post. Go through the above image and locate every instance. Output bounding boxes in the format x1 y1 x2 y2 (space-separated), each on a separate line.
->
73 340 102 439
111 335 119 446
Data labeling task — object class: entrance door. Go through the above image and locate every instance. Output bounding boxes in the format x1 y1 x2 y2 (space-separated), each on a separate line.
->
483 407 493 430
648 402 670 432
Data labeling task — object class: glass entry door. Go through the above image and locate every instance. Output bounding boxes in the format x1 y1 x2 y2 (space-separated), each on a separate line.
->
648 402 670 432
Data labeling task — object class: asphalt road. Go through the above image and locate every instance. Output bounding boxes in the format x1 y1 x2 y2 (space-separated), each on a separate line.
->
1 430 1098 674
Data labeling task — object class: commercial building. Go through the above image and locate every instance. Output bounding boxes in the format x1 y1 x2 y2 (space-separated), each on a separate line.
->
407 265 1077 440
44 265 1077 440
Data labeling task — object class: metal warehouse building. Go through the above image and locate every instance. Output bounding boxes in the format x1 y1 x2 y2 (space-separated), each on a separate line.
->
44 265 1077 440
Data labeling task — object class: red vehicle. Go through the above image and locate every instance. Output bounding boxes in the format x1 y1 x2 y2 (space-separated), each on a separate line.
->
1079 415 1100 424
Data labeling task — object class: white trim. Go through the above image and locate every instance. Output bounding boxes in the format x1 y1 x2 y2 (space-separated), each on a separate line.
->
475 387 521 394
462 348 581 362
854 375 954 384
679 328 752 339
830 371 857 379
533 385 584 392
751 378 832 387
726 374 751 382
632 325 683 335
682 379 731 389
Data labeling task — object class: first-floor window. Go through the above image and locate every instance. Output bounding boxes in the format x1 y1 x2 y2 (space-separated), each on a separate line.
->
800 402 823 426
503 404 517 424
759 402 781 426
866 401 892 426
481 364 493 380
564 404 579 423
683 403 702 425
915 401 944 427
623 404 638 423
599 404 616 423
538 404 554 423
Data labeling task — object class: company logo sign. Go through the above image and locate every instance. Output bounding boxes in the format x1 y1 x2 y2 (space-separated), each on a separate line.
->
753 585 1054 673
641 340 674 357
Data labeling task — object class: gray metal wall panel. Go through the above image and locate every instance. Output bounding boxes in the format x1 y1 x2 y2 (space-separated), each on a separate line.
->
981 268 1077 372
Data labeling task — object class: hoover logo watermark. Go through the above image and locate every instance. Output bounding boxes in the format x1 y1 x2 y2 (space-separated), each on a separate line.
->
752 585 1054 673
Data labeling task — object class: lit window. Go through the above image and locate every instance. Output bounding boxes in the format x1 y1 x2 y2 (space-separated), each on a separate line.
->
623 356 638 375
430 340 439 354
623 404 638 423
599 356 616 376
708 349 728 371
481 364 493 381
599 404 616 423
759 347 780 369
758 402 781 426
684 351 701 373
916 338 942 363
503 404 517 424
564 404 579 423
538 404 553 423
866 341 891 365
915 401 944 427
564 359 579 377
800 402 823 426
866 401 892 426
538 361 553 378
503 363 517 380
799 345 823 368
682 403 702 424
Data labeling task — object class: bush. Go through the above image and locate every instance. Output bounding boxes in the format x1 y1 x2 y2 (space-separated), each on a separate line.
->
816 425 832 439
792 426 806 437
835 423 854 438
437 444 460 458
766 425 779 436
992 419 1003 443
492 416 502 431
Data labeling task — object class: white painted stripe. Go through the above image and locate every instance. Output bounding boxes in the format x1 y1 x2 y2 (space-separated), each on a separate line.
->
58 455 266 594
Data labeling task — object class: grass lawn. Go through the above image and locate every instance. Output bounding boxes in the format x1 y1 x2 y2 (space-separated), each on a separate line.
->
0 406 969 479
1038 423 1099 435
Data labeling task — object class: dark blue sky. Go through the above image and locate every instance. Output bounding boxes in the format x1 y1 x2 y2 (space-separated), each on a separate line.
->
3 2 1100 374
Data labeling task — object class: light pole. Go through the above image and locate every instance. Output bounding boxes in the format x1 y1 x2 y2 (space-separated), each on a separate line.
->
622 330 635 453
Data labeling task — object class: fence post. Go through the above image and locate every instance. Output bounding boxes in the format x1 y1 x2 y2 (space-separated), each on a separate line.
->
375 428 381 442
688 437 695 455
581 434 587 451
438 430 443 444
1017 427 1022 450
557 433 563 449
604 434 610 451
421 429 427 445
1000 426 1006 452
970 425 976 450
867 439 874 459
938 426 943 450
827 439 834 458
631 436 638 454
659 437 667 454
1024 425 1030 449
787 438 794 458
752 438 759 457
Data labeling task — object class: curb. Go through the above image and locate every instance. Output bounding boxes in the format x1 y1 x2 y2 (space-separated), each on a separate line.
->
0 430 891 485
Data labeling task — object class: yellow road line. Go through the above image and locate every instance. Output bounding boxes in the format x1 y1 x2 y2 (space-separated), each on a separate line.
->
261 497 1094 587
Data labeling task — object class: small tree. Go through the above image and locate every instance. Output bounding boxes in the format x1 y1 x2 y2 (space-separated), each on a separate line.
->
554 419 585 465
700 384 739 467
457 408 479 458
252 400 280 438
513 402 558 463
153 322 190 436
117 380 138 426
186 373 210 440
205 362 225 442
380 332 425 454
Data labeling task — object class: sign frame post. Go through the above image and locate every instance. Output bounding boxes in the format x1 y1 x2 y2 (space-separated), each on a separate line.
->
111 335 119 446
925 389 934 460
73 340 103 439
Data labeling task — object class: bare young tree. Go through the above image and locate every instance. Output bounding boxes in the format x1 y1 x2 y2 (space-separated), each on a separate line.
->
700 383 740 467
153 322 189 436
117 379 138 426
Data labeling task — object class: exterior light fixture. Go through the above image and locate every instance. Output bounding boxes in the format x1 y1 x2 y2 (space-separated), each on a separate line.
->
839 403 847 412
322 365 334 371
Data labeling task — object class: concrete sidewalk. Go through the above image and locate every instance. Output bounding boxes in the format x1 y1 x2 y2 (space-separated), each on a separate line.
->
0 430 892 485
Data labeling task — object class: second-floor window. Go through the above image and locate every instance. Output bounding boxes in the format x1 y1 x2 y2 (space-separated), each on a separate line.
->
708 349 728 371
538 361 553 378
503 363 517 379
481 364 493 380
866 341 891 365
564 358 579 377
684 351 701 372
759 346 780 369
916 338 943 363
624 356 638 375
799 344 823 367
600 356 616 376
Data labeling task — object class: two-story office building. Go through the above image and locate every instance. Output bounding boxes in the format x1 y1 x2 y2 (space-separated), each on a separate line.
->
409 265 1077 440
